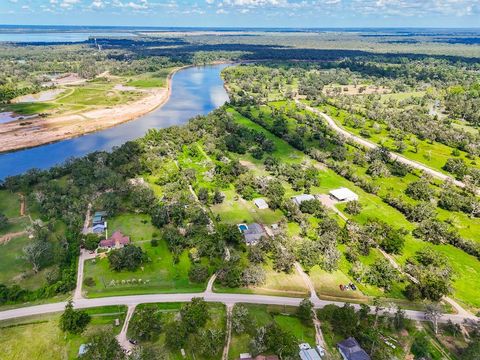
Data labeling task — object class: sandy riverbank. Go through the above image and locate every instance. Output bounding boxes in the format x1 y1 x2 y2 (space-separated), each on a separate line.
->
0 68 180 153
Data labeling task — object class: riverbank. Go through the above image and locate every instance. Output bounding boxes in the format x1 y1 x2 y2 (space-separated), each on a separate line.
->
0 67 183 153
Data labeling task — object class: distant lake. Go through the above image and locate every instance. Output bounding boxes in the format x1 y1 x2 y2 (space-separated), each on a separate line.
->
0 64 230 180
0 32 136 43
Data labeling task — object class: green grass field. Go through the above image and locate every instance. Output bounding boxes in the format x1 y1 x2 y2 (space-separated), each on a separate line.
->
83 239 206 297
0 190 20 218
0 306 127 360
4 102 56 115
107 213 158 242
127 68 174 89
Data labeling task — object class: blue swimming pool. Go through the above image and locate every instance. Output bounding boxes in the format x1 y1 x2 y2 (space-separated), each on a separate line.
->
238 224 248 232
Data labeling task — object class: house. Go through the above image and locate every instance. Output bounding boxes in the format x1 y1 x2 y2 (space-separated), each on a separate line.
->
99 231 130 249
329 188 358 202
254 198 269 210
92 223 106 234
337 337 371 360
239 223 267 245
292 194 315 206
299 343 323 360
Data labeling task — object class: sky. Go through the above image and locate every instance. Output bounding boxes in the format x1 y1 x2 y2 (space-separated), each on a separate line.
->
1 0 479 28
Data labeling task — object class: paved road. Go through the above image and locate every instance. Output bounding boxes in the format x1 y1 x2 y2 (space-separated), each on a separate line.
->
298 102 467 189
0 291 477 325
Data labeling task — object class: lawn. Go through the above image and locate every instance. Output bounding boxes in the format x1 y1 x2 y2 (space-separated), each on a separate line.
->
0 306 127 360
215 260 309 298
83 239 206 297
0 190 20 218
107 213 158 243
127 68 174 89
211 187 284 225
229 304 316 360
0 235 49 290
5 102 55 115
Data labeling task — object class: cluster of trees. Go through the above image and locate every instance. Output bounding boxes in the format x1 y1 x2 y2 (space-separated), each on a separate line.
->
405 247 452 301
318 302 407 360
108 245 149 272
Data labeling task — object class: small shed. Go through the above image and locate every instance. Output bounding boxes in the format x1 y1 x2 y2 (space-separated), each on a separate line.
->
292 194 315 206
329 188 358 202
254 198 269 210
78 344 88 357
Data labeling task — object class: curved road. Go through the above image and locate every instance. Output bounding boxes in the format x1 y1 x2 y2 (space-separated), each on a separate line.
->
0 291 477 324
298 101 467 189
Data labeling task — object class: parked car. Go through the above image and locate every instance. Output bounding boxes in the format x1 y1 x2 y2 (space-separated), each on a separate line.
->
344 284 350 290
128 339 138 345
349 283 357 290
339 284 344 291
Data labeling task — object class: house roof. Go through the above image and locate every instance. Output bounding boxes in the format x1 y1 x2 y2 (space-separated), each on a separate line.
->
337 337 370 360
94 211 107 217
254 198 269 209
299 348 322 360
243 223 266 245
329 188 358 201
99 231 130 248
292 194 315 205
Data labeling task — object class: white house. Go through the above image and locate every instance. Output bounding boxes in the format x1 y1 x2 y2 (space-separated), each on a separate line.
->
254 198 269 210
292 194 315 206
329 188 358 202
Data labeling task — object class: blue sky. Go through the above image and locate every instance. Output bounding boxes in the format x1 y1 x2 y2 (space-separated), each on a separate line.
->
1 0 479 28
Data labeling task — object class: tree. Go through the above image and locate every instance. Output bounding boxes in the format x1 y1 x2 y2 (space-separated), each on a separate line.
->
331 303 358 337
83 233 101 251
59 300 91 334
108 245 148 272
0 213 8 229
265 179 285 210
232 305 250 334
82 329 125 360
129 304 163 341
164 321 187 350
462 340 480 360
188 264 210 283
196 328 225 358
296 298 314 324
393 306 407 330
22 240 51 273
425 303 442 334
241 265 266 287
406 179 434 201
345 200 362 215
180 297 209 332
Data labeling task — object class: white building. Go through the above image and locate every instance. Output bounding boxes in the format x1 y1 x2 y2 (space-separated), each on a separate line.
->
299 343 323 360
254 198 269 209
329 188 359 202
292 194 315 206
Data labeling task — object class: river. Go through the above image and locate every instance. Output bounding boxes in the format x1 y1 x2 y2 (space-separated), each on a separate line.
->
0 64 230 180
